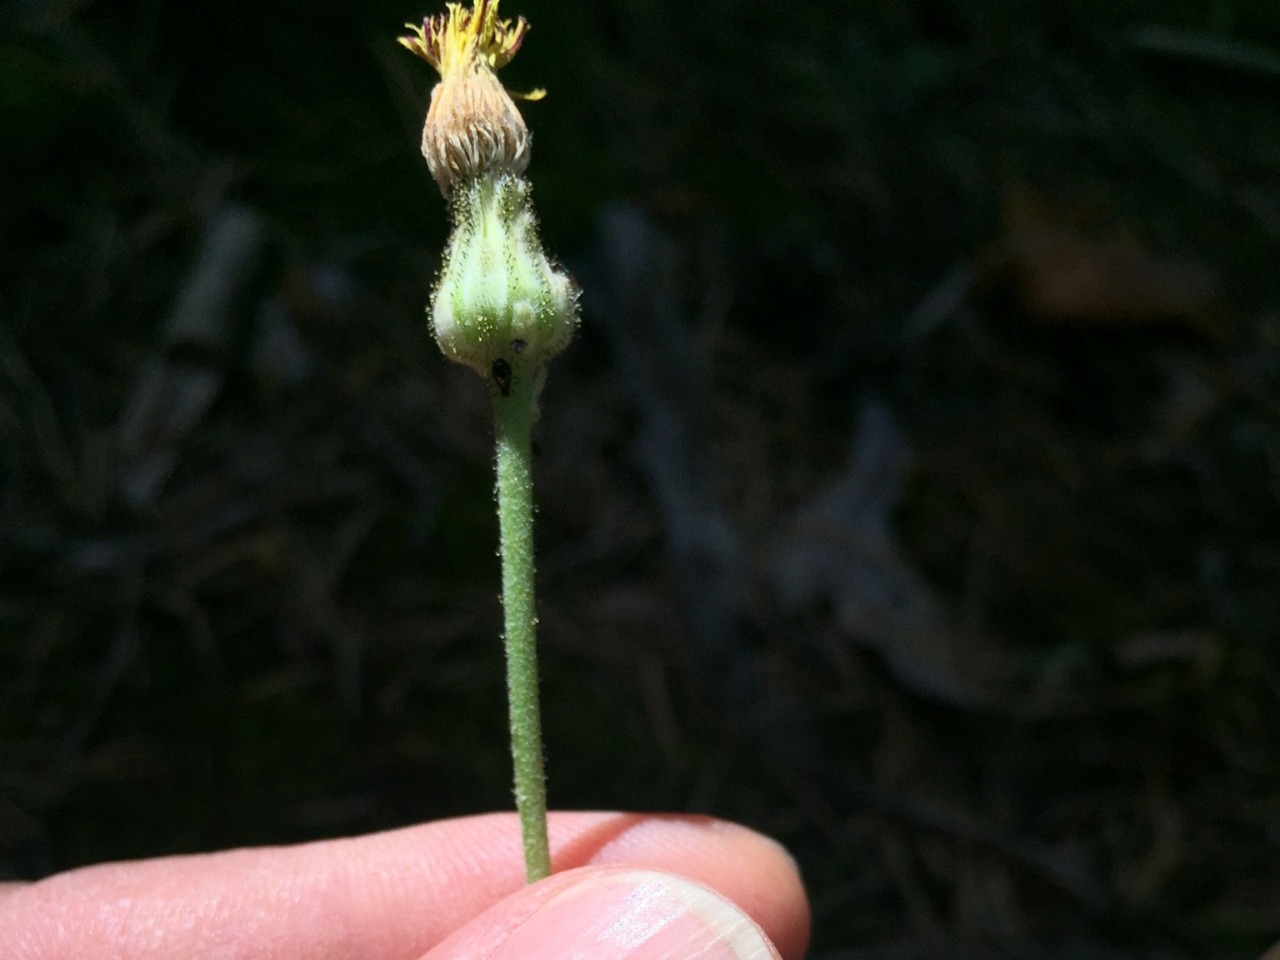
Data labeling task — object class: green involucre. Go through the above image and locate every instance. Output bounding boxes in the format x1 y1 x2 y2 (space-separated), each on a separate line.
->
431 172 578 378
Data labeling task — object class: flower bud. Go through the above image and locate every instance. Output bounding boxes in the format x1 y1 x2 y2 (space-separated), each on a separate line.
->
431 171 578 383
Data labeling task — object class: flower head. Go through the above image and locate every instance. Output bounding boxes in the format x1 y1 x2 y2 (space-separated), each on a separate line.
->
400 2 576 388
400 0 545 197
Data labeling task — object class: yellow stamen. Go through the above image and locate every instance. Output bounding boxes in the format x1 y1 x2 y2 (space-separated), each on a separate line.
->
399 0 545 98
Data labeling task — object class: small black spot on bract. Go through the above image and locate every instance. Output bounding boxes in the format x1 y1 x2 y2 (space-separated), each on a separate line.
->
511 339 528 354
491 358 513 397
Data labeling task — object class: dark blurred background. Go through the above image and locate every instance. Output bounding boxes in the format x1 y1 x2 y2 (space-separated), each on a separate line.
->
2 0 1279 956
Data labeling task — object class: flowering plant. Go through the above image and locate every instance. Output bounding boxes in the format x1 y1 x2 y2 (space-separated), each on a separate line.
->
401 0 577 883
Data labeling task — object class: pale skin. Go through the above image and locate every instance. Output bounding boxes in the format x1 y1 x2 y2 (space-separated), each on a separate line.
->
0 811 810 960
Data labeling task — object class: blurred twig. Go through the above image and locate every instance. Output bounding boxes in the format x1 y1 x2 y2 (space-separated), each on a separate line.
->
1131 25 1280 81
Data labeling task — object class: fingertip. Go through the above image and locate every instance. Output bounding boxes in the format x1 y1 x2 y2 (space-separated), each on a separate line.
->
424 867 782 960
557 814 809 959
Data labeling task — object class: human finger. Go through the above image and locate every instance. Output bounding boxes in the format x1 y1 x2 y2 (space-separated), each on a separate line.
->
1 811 808 960
421 866 783 960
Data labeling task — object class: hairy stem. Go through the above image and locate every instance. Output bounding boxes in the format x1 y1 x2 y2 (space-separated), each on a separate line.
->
492 370 551 882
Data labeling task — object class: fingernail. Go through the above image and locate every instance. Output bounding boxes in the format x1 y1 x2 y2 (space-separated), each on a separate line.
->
491 869 777 960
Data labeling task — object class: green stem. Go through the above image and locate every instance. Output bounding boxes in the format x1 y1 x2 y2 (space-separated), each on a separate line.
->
492 370 551 883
